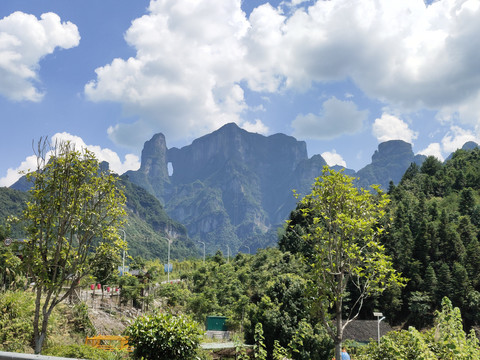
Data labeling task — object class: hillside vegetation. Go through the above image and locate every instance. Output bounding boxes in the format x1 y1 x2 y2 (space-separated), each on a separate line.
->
0 176 198 260
2 146 480 359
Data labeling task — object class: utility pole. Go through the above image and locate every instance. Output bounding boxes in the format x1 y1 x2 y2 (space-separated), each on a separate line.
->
119 229 126 276
167 238 173 282
198 241 205 264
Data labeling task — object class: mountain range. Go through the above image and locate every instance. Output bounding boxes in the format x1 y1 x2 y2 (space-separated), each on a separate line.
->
6 123 478 257
122 123 438 254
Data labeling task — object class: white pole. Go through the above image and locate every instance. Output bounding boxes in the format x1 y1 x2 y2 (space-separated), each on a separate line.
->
120 229 126 276
167 239 172 282
198 241 205 264
373 312 384 345
378 316 385 344
227 245 230 263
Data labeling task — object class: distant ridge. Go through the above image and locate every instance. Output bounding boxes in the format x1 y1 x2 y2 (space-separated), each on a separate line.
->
124 124 428 253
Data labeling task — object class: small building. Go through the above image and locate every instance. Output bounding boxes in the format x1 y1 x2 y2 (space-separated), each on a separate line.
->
206 316 230 340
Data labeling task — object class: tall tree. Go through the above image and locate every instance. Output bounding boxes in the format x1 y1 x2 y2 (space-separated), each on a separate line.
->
20 139 126 353
292 167 405 360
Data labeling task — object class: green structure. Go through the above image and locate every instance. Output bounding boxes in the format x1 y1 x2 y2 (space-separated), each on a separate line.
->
206 316 228 331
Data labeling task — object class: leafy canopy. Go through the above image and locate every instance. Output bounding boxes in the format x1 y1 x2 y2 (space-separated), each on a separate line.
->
293 167 406 359
124 312 202 360
20 139 127 353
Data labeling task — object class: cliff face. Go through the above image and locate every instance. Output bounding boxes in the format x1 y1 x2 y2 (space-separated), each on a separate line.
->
125 126 429 253
354 140 426 190
124 133 170 203
128 123 317 253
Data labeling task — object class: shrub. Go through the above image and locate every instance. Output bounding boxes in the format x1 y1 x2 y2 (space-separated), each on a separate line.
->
124 312 203 360
43 344 127 360
356 297 480 360
0 290 35 352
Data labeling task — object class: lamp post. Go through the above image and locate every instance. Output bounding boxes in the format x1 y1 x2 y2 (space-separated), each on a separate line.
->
119 229 126 276
226 245 230 263
374 312 385 345
198 241 205 264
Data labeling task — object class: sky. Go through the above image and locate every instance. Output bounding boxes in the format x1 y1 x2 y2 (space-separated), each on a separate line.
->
1 0 480 187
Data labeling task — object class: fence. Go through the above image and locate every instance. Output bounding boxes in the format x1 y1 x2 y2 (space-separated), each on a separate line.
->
84 335 133 352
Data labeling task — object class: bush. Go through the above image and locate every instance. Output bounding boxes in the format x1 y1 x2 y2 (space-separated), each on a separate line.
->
356 297 480 360
71 302 96 336
43 344 127 360
124 312 203 360
0 290 35 352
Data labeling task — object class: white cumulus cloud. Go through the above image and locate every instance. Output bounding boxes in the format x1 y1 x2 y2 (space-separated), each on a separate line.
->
372 113 418 143
85 0 250 149
51 133 140 175
240 119 269 135
441 126 479 154
0 11 80 101
292 97 368 139
0 133 140 187
418 125 479 161
85 0 480 149
321 150 347 167
418 143 444 161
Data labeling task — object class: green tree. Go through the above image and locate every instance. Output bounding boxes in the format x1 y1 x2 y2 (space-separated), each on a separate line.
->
124 312 202 360
20 140 126 353
357 298 480 359
293 167 406 360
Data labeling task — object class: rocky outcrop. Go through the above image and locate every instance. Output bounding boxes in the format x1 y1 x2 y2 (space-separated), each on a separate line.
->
124 133 170 203
127 123 317 253
355 140 426 190
123 126 434 253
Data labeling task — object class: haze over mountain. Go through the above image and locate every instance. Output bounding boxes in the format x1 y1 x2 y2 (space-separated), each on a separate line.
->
124 123 432 253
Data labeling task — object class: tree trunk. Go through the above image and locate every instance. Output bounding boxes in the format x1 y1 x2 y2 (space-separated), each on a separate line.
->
34 332 46 354
32 288 56 354
334 272 344 360
335 311 342 360
32 288 42 353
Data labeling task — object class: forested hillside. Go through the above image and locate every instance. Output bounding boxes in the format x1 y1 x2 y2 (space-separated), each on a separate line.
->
384 148 480 328
0 177 197 260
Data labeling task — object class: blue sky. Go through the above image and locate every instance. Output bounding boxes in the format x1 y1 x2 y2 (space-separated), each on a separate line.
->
1 0 480 186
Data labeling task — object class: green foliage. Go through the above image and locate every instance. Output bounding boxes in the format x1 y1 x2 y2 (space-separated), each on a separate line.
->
0 290 35 352
19 139 127 353
288 319 333 360
273 340 289 360
71 302 96 336
253 323 267 360
292 167 405 359
0 291 92 353
247 273 309 355
43 344 128 360
124 312 203 360
0 241 22 290
118 274 141 306
357 297 480 360
356 326 436 360
0 187 29 237
157 281 191 309
381 147 480 327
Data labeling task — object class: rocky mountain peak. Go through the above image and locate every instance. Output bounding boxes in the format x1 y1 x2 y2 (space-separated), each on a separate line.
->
371 140 413 164
355 140 425 189
140 133 169 181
